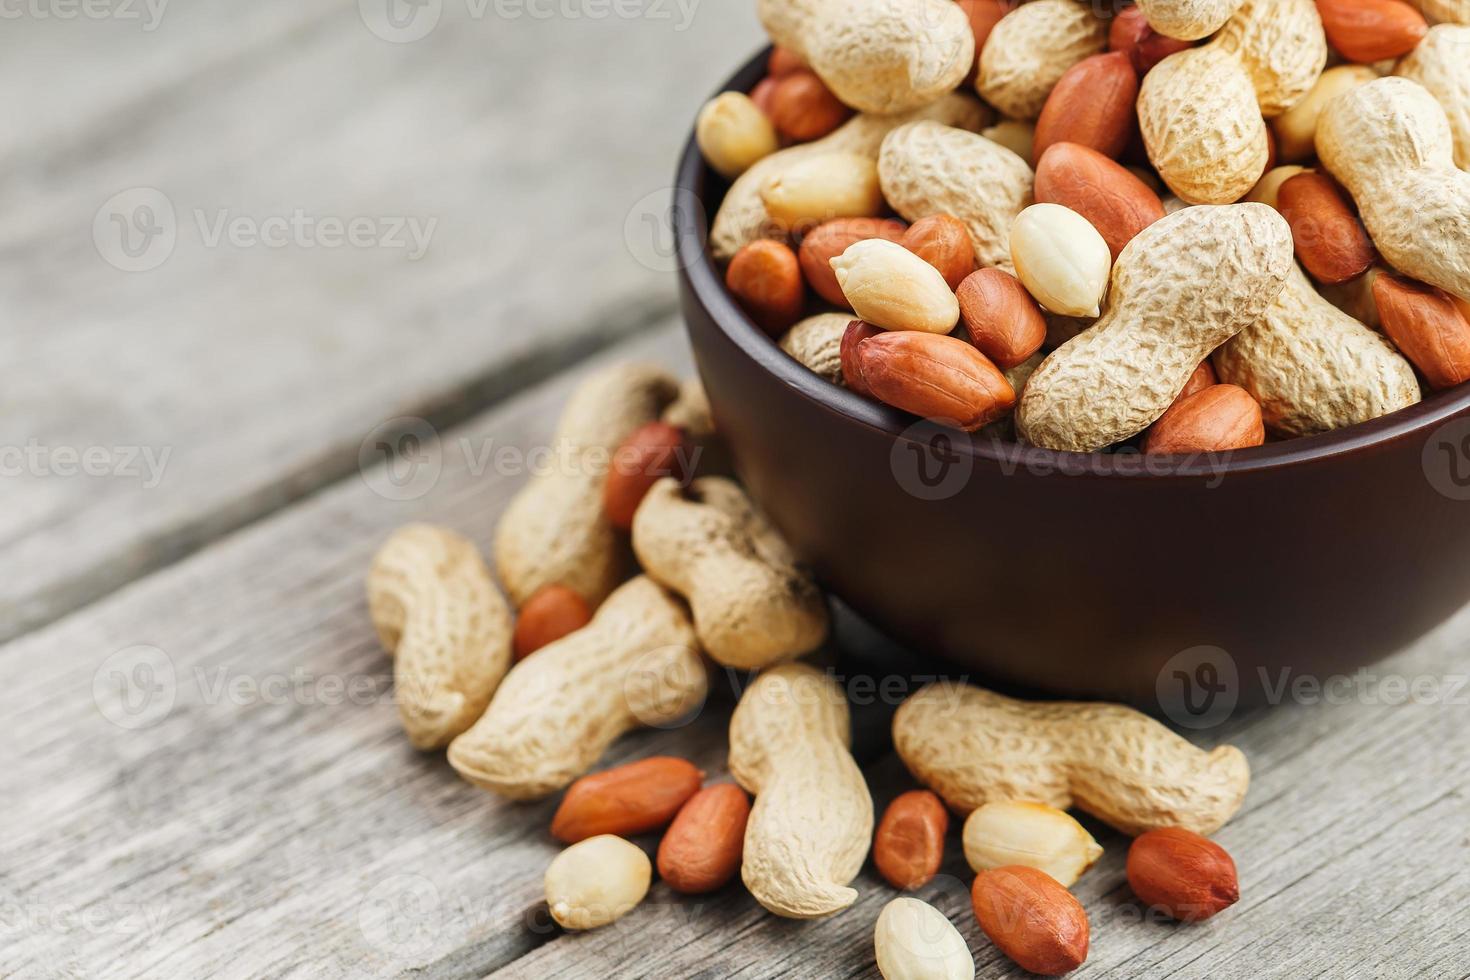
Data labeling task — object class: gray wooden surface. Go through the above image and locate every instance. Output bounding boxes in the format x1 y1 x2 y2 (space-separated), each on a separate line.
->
4 4 1470 980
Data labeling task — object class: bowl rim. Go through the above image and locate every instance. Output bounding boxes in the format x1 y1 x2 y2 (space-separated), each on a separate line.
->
673 46 1470 480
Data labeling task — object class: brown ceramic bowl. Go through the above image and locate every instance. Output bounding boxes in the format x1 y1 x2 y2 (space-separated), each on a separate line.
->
674 49 1470 709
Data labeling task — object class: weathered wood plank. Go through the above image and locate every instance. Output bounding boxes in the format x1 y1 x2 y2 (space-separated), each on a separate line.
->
0 325 698 979
0 0 761 641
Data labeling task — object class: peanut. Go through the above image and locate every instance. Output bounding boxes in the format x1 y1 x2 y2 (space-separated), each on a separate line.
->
447 576 706 800
873 790 949 890
757 0 975 115
1016 204 1292 453
874 897 975 980
1316 0 1427 63
1009 203 1113 318
603 421 690 531
551 757 703 843
1215 263 1420 436
902 214 976 291
780 312 857 384
971 867 1089 976
1108 5 1194 73
632 477 829 670
1210 0 1326 118
761 151 885 231
878 121 1034 271
831 239 962 334
1276 172 1375 286
367 525 513 750
710 94 988 262
962 801 1102 887
513 584 592 662
544 835 651 930
893 682 1251 836
769 70 852 142
1135 0 1244 41
957 268 1048 370
1032 51 1139 165
977 0 1107 121
729 662 873 918
854 331 1017 431
696 92 779 180
1138 48 1267 204
1034 142 1165 261
656 783 751 895
1317 77 1470 303
1271 65 1378 164
1395 25 1470 170
1143 384 1265 455
1373 272 1470 390
1139 0 1325 203
769 45 806 77
727 239 805 337
1127 828 1240 922
799 217 909 308
662 377 716 441
842 319 883 396
494 363 678 608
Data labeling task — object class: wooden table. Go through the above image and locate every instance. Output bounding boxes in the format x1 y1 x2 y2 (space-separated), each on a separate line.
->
4 4 1468 977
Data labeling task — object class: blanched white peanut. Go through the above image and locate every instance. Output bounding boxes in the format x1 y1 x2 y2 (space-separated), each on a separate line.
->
544 835 651 930
1009 204 1112 318
962 801 1103 887
761 152 885 229
873 897 975 980
831 239 961 334
696 92 779 179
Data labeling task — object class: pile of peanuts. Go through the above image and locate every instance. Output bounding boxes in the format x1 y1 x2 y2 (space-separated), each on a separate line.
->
367 357 1256 975
697 0 1470 455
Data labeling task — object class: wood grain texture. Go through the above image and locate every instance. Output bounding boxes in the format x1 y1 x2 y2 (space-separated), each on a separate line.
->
0 0 761 642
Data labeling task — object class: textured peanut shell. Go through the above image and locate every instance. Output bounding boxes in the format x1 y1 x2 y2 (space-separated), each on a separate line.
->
632 478 828 670
367 525 513 750
729 663 873 918
878 121 1034 272
1016 204 1292 453
779 313 853 384
1215 263 1421 438
1406 0 1470 23
710 94 990 262
662 377 716 440
1138 48 1269 205
1395 26 1470 170
1317 77 1470 303
977 0 1107 120
1136 0 1244 40
804 0 974 114
446 576 706 800
493 363 679 608
893 682 1250 836
1210 0 1327 119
